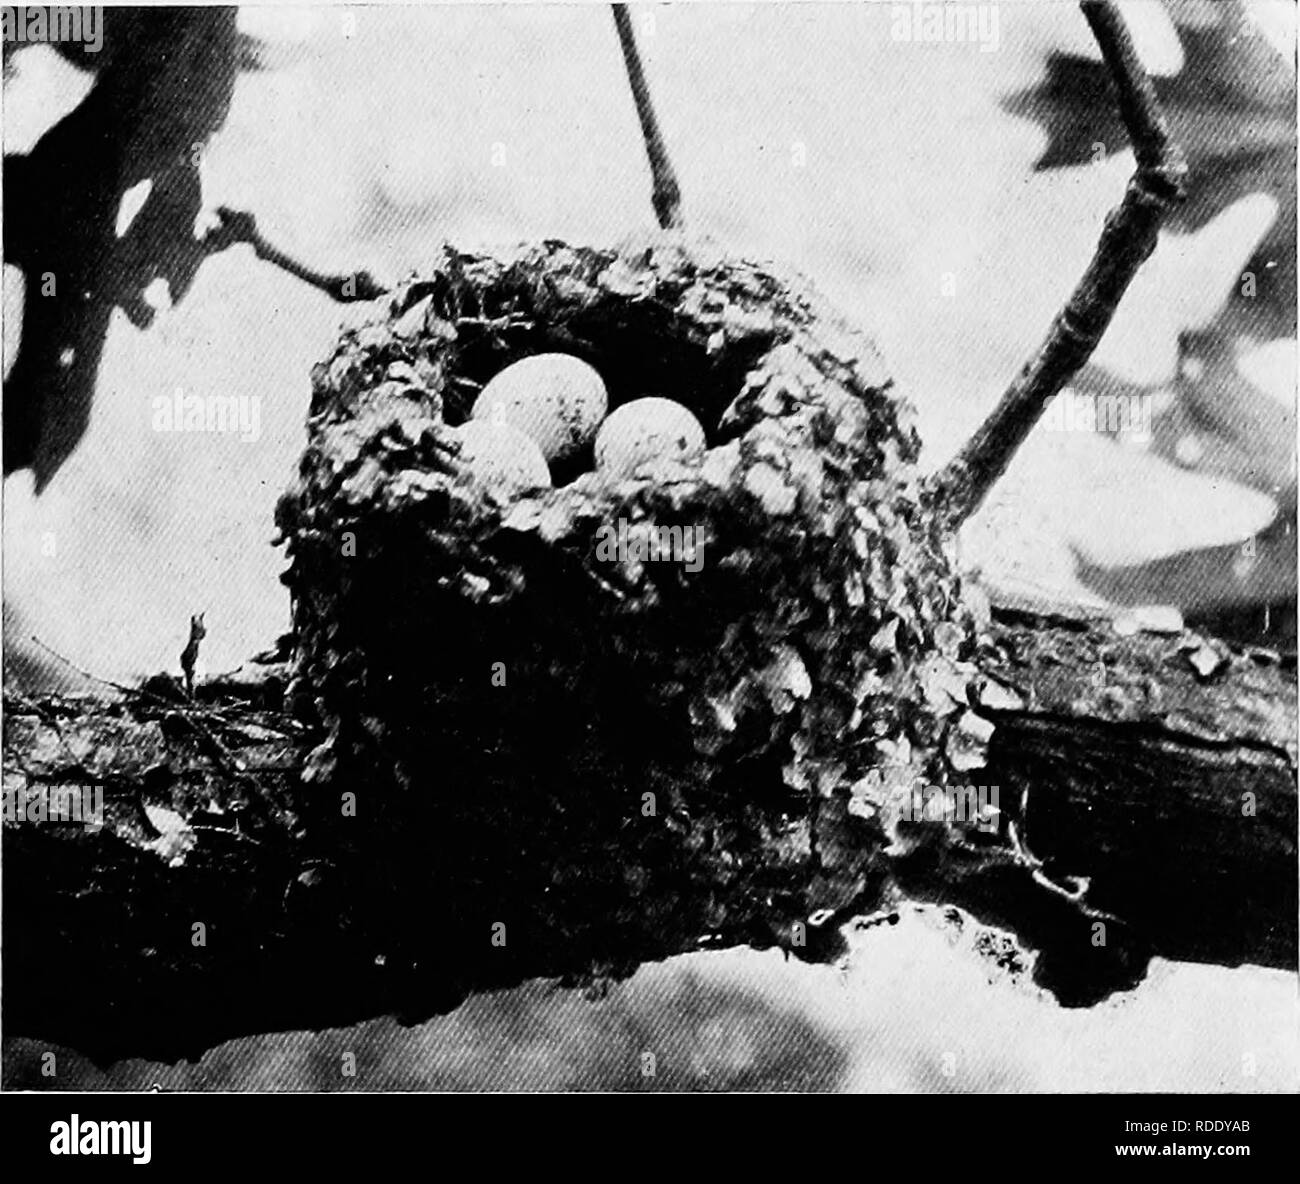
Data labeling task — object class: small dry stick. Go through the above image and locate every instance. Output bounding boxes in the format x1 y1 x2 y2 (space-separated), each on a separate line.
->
29 635 251 780
929 0 1187 527
180 612 206 699
203 207 387 302
611 4 683 230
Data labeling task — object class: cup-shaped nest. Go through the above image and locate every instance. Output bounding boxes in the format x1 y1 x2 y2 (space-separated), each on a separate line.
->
275 239 976 956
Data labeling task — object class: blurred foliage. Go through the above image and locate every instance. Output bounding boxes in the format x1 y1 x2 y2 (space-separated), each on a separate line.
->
1005 0 1294 339
2 9 247 489
1005 0 1296 644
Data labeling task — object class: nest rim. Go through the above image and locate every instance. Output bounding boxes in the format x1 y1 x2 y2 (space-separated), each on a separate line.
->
295 237 922 541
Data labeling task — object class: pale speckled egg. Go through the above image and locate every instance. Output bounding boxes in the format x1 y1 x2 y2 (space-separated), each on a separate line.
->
455 419 551 497
471 353 608 464
594 397 707 478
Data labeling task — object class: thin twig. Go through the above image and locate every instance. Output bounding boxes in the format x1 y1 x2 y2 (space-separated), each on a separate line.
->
929 0 1186 527
28 634 136 697
27 635 252 780
203 207 388 303
611 4 683 230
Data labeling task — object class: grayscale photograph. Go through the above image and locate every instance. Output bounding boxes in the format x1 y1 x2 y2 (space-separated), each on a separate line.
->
0 0 1294 1142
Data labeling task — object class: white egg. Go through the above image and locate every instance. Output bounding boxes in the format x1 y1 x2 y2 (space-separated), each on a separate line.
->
594 397 707 478
455 420 551 497
471 353 608 464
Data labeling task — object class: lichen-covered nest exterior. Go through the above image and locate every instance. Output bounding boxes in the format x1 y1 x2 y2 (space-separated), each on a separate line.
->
275 239 979 962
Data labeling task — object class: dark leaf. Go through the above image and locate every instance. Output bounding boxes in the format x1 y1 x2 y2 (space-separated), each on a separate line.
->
1003 0 1295 336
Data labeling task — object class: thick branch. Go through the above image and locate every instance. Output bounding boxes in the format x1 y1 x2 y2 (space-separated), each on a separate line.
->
3 617 1293 1065
612 4 683 230
930 0 1187 526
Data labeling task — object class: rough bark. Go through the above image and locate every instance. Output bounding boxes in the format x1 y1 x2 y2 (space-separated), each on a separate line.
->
3 611 1293 1067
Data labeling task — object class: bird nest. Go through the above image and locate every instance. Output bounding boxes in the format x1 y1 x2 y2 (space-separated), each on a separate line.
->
274 238 978 954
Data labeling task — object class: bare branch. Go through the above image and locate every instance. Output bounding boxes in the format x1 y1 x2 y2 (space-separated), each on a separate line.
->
611 4 683 230
929 0 1187 527
204 207 387 303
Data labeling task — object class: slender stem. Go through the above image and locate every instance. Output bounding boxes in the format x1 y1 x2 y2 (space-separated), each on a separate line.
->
205 207 387 302
929 0 1186 527
611 4 683 230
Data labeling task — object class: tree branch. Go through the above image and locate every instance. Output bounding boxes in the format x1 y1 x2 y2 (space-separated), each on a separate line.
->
204 207 387 303
929 0 1187 527
611 4 683 230
5 612 1292 1064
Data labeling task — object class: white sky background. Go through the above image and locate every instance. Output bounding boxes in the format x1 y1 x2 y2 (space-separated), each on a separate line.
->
0 3 1296 1091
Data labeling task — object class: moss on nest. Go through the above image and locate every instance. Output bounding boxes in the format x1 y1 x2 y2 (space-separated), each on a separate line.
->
274 238 980 969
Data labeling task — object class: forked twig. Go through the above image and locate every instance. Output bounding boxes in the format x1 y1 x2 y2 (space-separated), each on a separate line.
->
929 0 1187 526
611 4 684 230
